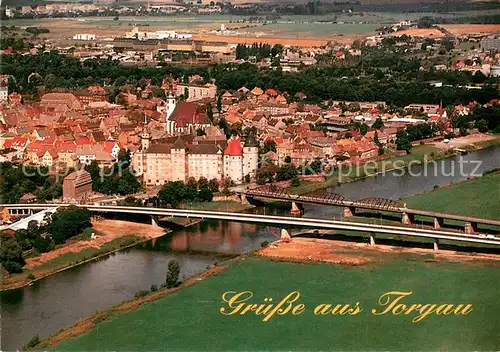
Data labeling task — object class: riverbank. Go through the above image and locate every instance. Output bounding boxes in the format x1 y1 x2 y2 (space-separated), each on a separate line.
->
0 220 166 291
40 243 500 351
290 135 500 195
402 171 500 221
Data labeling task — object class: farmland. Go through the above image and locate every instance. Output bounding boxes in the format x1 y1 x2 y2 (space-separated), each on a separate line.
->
3 11 499 45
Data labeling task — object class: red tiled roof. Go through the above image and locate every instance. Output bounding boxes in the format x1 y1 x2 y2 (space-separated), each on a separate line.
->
103 141 118 154
265 88 278 97
169 102 209 128
76 136 92 146
224 135 243 156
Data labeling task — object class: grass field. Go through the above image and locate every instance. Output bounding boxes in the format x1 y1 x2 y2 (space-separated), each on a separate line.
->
52 257 500 351
403 172 500 220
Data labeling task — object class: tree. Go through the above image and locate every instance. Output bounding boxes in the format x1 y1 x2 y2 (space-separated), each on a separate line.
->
475 119 489 133
197 189 213 202
0 233 25 273
284 155 292 164
165 260 180 288
217 94 222 113
395 130 412 153
372 118 384 129
206 103 214 122
260 140 277 154
360 123 369 136
208 178 220 193
244 174 251 183
118 149 131 167
158 181 187 207
117 170 141 195
276 165 298 181
197 177 209 191
46 206 91 244
291 175 300 187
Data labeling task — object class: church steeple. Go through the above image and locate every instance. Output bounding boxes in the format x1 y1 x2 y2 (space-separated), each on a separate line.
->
141 113 151 151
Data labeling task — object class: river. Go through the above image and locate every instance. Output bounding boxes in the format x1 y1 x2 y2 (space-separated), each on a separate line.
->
1 146 500 350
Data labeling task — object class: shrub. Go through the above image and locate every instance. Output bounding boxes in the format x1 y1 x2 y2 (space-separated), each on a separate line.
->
134 290 149 298
261 240 269 247
166 260 180 288
27 273 36 280
24 335 40 349
150 284 158 292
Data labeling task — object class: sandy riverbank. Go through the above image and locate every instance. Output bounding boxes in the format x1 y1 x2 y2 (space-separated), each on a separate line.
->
257 237 500 265
25 220 165 270
433 133 500 151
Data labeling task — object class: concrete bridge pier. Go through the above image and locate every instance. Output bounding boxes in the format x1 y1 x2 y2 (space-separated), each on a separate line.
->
151 215 159 227
343 206 356 217
369 234 376 246
240 193 249 205
401 212 414 225
434 217 444 229
464 222 478 234
280 228 292 241
433 239 439 251
290 202 303 217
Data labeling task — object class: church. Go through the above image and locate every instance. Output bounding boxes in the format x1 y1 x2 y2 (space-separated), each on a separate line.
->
164 82 211 135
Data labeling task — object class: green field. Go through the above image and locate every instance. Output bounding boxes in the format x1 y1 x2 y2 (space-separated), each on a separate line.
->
53 257 500 351
403 172 500 220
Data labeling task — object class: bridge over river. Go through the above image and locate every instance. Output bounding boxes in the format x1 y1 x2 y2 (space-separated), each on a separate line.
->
241 186 500 234
3 203 500 251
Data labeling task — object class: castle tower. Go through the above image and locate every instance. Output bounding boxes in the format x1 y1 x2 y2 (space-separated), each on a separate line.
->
223 135 244 184
243 134 259 181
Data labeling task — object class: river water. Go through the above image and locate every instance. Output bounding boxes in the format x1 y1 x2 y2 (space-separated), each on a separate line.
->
1 147 500 350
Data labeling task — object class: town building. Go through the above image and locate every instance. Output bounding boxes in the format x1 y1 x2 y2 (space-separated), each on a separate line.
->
174 82 217 102
165 101 211 135
63 170 93 203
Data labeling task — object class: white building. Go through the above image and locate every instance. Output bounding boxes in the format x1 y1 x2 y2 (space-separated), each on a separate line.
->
72 34 96 41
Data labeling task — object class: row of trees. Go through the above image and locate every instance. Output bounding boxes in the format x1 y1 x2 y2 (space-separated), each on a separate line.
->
255 158 324 186
235 43 283 61
2 53 497 107
0 206 91 273
157 177 220 207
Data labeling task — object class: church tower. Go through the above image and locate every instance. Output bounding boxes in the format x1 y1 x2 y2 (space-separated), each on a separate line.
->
141 115 151 151
166 90 176 121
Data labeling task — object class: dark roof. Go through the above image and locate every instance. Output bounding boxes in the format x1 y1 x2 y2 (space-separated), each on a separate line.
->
64 170 92 187
244 134 258 147
91 131 106 142
54 127 73 136
153 135 194 145
146 143 173 154
188 144 220 155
